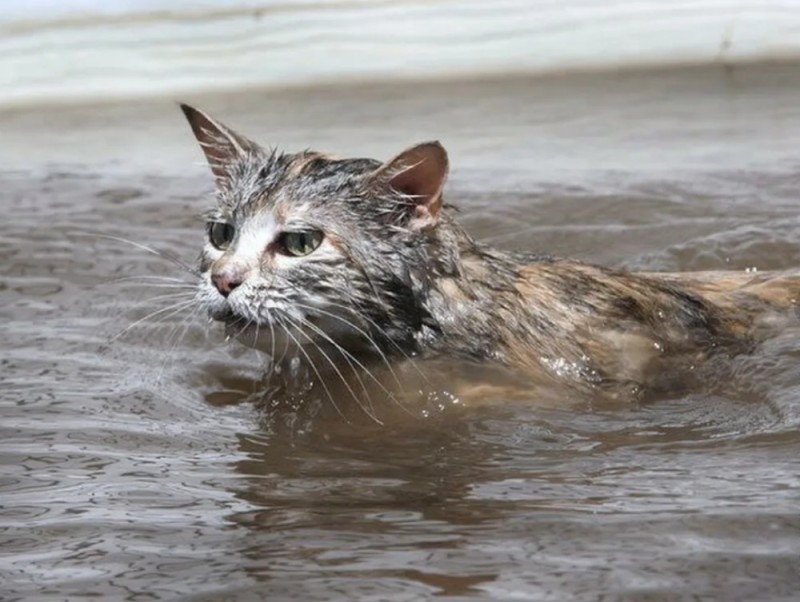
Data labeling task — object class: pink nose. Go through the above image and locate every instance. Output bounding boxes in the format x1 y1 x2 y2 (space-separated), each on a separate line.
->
211 270 244 297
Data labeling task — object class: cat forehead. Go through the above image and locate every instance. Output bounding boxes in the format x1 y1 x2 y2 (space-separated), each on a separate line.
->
222 151 381 216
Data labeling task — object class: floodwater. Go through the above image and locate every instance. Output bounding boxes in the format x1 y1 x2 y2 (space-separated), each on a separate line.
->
3 64 800 601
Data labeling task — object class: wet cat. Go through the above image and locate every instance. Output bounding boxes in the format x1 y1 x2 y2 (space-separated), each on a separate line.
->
181 104 800 406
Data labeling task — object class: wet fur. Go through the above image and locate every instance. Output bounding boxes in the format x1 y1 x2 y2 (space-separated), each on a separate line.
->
181 105 800 401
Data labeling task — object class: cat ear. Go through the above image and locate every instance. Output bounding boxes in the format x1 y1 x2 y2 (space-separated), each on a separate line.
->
373 141 449 229
180 103 257 186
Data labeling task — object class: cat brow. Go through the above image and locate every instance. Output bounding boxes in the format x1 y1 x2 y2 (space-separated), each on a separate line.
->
281 222 318 233
202 208 225 221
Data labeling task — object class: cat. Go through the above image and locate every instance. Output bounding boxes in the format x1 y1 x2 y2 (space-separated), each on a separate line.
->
180 103 800 408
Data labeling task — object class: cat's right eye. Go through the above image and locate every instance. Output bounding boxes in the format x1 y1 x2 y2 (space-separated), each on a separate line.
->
208 221 235 250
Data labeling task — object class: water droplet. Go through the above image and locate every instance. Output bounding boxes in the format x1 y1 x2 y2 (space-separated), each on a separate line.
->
289 357 301 378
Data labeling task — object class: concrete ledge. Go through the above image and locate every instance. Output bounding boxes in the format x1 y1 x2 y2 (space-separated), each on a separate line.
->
1 0 800 108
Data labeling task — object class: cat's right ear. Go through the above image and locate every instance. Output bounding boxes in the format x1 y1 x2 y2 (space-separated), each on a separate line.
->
180 103 257 187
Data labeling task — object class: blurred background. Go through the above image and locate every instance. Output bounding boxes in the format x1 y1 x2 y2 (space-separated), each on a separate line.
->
3 0 800 108
4 0 800 174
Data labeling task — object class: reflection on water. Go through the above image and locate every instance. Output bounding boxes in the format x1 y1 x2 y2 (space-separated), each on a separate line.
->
3 64 800 600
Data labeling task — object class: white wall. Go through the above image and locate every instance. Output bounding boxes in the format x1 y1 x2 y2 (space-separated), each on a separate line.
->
1 0 799 108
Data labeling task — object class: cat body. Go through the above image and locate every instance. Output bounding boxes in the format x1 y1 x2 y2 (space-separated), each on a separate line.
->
180 104 800 400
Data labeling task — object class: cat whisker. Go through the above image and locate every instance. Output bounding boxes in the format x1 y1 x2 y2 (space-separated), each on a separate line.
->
121 291 199 320
118 282 198 291
277 315 350 424
109 298 197 344
295 300 424 387
114 292 196 320
291 302 401 383
232 316 256 342
291 303 415 416
290 313 412 419
286 314 384 424
339 301 430 384
250 319 264 394
77 232 201 278
162 306 198 356
132 291 196 305
266 310 277 377
307 296 419 362
155 299 203 384
106 275 198 286
275 316 292 368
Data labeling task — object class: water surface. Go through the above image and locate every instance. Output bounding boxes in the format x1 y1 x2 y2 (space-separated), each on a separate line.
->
3 64 800 601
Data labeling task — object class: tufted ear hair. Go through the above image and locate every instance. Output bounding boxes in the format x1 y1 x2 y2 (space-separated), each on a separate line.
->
372 141 449 230
180 103 258 187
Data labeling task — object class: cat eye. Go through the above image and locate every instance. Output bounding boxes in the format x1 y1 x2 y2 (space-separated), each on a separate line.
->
208 221 235 250
278 230 323 257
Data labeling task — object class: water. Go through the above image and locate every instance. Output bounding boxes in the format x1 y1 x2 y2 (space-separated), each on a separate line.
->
3 64 800 601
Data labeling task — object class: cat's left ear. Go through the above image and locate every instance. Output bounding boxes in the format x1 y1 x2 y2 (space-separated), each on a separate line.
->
180 103 258 187
372 141 449 230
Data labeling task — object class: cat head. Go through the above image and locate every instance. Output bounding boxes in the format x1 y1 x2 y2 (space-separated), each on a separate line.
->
181 104 451 356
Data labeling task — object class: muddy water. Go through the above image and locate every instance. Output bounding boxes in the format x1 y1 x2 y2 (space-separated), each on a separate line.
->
3 64 800 601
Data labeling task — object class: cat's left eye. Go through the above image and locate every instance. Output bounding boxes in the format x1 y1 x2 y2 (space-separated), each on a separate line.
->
208 221 235 250
278 230 323 257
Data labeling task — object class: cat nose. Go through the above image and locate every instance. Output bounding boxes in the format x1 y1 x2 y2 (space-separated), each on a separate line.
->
211 270 244 297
